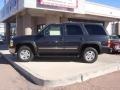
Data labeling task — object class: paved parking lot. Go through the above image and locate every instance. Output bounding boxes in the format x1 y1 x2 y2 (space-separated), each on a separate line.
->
0 42 120 89
0 54 28 90
1 51 120 90
1 48 120 86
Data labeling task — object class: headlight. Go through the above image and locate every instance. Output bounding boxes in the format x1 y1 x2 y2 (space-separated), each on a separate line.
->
10 40 14 47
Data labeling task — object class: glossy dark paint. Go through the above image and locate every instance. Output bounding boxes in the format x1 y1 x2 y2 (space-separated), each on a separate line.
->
10 23 111 56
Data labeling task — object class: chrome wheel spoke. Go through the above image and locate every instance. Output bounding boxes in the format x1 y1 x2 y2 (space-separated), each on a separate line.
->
20 50 30 60
85 51 95 61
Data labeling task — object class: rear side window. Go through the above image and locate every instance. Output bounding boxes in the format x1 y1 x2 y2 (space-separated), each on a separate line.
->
66 24 83 35
85 24 106 35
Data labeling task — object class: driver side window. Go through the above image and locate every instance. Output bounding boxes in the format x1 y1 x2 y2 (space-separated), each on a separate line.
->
45 25 62 36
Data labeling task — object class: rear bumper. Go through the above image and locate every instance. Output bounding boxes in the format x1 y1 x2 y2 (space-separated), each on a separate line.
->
101 46 112 54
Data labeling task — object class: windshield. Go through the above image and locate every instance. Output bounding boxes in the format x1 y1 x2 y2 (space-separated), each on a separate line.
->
37 24 47 33
37 24 49 36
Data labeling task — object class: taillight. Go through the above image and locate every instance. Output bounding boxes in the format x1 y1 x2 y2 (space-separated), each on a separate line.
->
107 39 112 47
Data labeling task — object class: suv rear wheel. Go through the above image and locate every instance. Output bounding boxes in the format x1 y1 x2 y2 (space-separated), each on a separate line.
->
82 47 98 63
17 46 34 62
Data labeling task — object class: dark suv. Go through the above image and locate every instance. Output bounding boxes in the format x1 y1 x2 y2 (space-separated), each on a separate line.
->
9 23 111 63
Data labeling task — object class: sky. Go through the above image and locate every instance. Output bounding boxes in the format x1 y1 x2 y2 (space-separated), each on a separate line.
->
0 0 120 9
0 0 4 9
88 0 120 8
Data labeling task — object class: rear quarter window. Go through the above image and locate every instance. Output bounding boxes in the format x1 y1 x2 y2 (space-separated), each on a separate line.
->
85 24 106 35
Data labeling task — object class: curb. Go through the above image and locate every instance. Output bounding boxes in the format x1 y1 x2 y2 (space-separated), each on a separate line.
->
81 64 119 81
1 53 45 86
1 53 83 87
1 53 120 87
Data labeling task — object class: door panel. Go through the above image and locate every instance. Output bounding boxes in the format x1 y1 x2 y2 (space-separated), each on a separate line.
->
36 24 64 54
63 36 83 53
63 24 84 53
37 36 63 53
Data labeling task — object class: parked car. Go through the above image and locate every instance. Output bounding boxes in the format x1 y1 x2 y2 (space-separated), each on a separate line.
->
117 35 120 38
108 35 120 53
0 35 5 43
9 23 111 63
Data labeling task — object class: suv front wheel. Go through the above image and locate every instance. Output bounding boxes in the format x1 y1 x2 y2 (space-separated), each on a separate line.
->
82 47 98 63
17 46 34 62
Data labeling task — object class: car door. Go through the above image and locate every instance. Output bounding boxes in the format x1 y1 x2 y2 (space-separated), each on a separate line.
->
63 23 84 53
36 24 64 54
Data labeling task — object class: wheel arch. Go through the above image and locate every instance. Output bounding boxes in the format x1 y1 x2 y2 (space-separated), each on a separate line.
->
16 43 37 55
80 43 101 54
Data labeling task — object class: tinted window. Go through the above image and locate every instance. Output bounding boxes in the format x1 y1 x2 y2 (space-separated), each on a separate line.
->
85 24 106 35
117 35 120 38
45 25 61 36
66 24 83 35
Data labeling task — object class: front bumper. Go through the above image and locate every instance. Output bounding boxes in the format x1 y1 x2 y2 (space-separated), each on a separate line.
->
9 47 16 54
114 45 120 52
112 48 120 52
101 46 112 54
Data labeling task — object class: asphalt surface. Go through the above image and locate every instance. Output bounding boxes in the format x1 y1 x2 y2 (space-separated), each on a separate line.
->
1 43 120 90
0 55 29 90
1 54 120 90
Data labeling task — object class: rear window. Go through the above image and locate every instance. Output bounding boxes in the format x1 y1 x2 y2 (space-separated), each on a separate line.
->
85 24 106 35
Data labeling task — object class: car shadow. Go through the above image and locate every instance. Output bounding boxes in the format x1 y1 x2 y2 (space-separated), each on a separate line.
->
0 55 9 64
109 52 120 56
3 53 83 63
33 56 81 62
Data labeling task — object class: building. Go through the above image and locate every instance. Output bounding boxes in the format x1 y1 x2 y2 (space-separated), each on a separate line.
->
0 23 5 36
0 0 120 40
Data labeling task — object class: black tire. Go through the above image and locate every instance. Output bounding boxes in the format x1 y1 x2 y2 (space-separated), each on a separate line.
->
81 47 98 63
17 46 34 62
